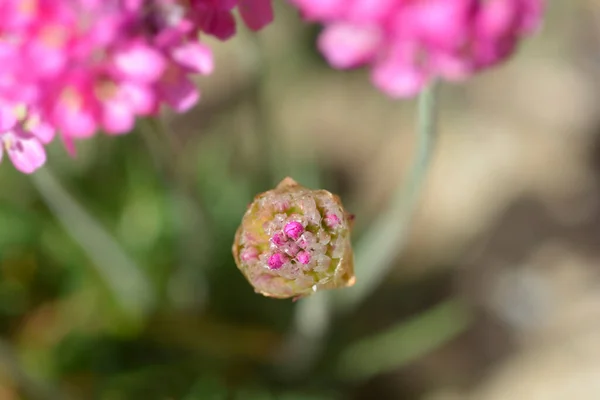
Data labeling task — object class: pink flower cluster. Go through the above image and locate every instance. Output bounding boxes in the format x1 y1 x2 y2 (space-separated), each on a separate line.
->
290 0 544 97
0 0 273 173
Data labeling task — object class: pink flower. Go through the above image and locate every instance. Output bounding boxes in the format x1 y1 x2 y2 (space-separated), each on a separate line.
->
189 0 274 40
290 0 544 97
0 104 54 174
0 0 274 172
190 0 238 40
238 0 274 31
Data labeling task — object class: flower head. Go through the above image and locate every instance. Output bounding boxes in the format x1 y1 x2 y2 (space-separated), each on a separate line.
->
0 0 274 172
232 177 356 299
290 0 544 97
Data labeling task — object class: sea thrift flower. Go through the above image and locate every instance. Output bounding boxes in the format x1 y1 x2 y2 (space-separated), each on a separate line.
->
0 0 213 140
0 0 274 172
290 0 544 97
233 177 356 299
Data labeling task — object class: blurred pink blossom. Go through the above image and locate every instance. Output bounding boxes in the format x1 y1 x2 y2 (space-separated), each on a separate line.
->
189 0 274 40
0 0 273 172
0 104 54 173
290 0 544 97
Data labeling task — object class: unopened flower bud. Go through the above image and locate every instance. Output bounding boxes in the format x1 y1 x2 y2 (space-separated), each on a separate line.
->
284 221 304 240
232 177 356 299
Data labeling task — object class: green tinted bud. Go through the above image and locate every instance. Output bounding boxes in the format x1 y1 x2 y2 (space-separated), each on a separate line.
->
232 177 355 299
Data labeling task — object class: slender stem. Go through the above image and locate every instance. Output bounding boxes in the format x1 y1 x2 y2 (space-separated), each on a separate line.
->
280 81 441 378
334 80 440 312
247 34 282 189
336 299 470 379
31 168 154 317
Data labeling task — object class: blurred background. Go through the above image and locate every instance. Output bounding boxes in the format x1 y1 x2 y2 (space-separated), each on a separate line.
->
0 1 599 399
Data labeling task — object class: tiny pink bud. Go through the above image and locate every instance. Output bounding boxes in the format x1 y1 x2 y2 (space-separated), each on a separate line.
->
284 221 304 240
324 214 340 228
268 252 287 270
297 251 311 265
272 232 287 246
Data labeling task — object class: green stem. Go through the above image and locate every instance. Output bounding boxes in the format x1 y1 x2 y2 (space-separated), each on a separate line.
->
247 34 283 189
336 299 470 380
31 168 153 318
282 81 441 378
334 81 440 312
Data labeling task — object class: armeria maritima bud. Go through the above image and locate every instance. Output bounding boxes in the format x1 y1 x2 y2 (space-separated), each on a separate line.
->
232 177 356 299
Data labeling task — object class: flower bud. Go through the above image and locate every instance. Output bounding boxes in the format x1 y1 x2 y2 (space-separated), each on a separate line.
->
232 177 356 299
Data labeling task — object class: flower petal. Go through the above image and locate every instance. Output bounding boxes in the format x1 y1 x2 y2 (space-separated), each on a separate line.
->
25 111 55 143
318 23 381 69
112 42 167 83
238 0 274 31
0 104 17 131
101 99 135 134
371 45 428 98
289 0 345 21
159 72 200 112
61 135 77 157
193 8 236 40
53 98 97 138
171 42 214 74
119 83 157 115
4 130 47 174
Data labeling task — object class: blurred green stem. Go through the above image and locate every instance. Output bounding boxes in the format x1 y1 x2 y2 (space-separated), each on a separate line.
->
247 33 289 190
334 81 440 312
336 299 471 379
284 82 441 377
32 169 153 321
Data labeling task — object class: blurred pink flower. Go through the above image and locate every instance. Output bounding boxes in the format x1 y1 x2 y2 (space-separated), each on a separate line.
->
189 0 274 40
0 104 54 173
290 0 544 97
0 0 273 172
238 0 274 31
